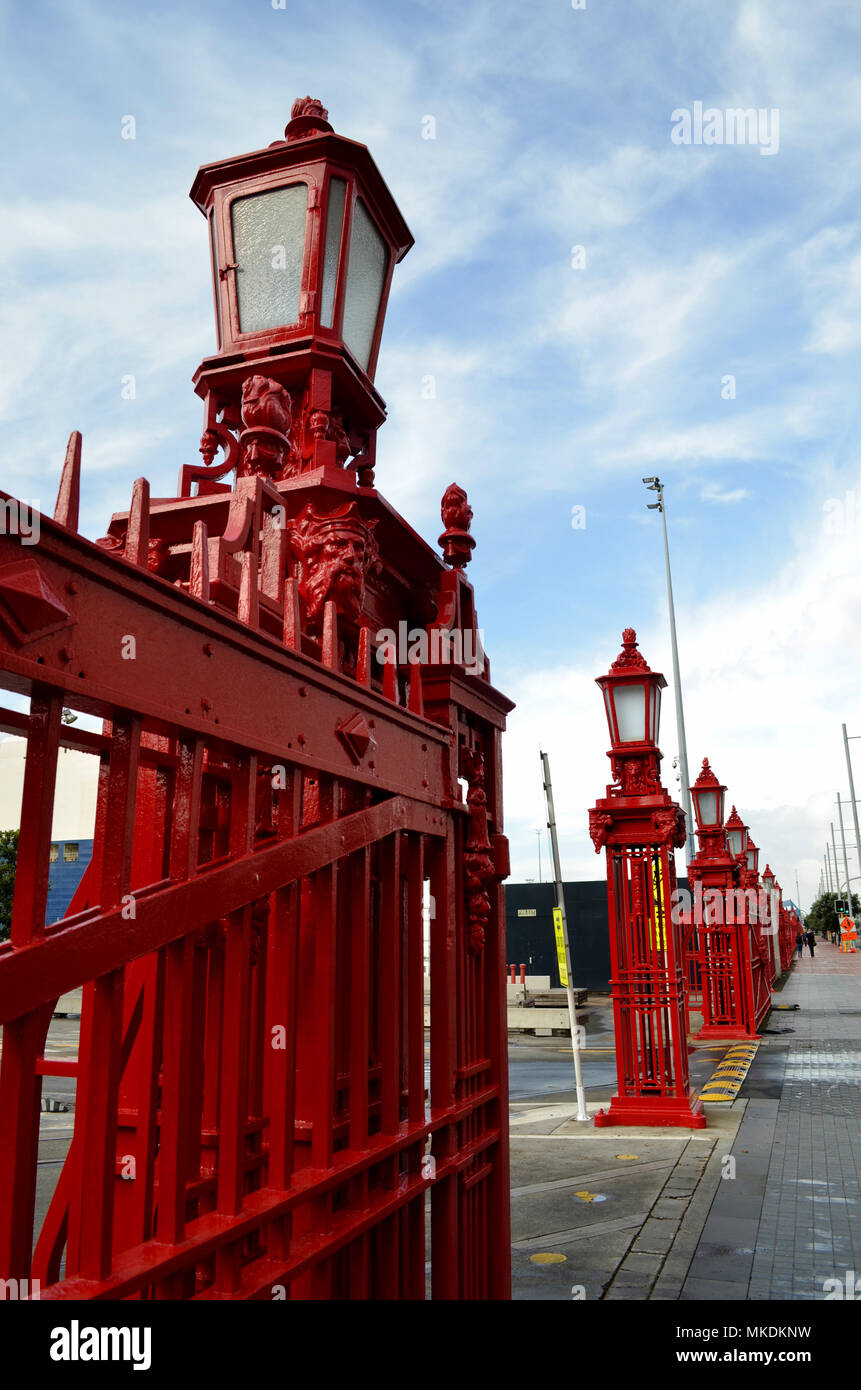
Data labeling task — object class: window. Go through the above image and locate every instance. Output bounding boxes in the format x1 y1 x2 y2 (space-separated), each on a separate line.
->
49 843 59 863
63 843 79 863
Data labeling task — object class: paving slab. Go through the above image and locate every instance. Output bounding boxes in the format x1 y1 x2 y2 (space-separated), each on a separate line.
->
679 943 861 1301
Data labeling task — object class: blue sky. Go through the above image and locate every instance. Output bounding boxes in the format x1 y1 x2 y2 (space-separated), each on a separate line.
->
3 0 861 905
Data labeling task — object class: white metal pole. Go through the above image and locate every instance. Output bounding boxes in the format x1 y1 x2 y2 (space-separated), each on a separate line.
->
825 847 833 895
647 480 696 863
540 749 589 1121
838 794 853 915
842 724 861 897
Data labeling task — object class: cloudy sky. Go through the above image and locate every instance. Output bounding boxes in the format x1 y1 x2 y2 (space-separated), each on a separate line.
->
3 0 861 908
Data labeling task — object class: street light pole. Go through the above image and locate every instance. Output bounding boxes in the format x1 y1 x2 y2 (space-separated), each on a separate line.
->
842 725 861 898
642 478 695 864
838 794 854 913
831 823 842 906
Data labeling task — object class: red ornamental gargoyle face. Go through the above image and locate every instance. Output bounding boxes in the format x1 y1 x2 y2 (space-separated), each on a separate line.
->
289 503 379 627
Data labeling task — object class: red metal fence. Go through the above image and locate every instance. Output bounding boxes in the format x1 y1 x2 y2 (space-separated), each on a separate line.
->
0 443 512 1298
683 912 773 1039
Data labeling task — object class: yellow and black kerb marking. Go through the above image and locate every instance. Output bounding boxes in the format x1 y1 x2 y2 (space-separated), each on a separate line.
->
698 1042 759 1102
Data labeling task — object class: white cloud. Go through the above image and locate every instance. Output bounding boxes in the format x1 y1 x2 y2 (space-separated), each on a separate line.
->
500 459 861 909
700 484 750 503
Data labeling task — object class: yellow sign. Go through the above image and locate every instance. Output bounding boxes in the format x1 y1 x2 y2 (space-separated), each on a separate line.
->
552 907 569 987
651 857 667 950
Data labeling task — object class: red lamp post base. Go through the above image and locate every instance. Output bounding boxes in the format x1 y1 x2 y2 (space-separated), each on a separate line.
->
695 1022 760 1041
594 1092 707 1129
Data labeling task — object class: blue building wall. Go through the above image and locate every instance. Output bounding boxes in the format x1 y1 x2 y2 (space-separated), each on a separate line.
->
45 839 93 925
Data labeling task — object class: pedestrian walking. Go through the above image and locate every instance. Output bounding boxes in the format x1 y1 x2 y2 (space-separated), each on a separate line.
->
795 931 804 959
806 929 816 958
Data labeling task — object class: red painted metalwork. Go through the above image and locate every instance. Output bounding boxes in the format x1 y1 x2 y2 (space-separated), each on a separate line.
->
589 630 705 1129
766 870 794 972
0 102 513 1300
684 761 765 1040
734 823 776 1016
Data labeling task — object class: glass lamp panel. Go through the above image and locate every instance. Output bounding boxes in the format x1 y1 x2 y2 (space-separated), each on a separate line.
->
716 789 725 825
342 198 388 372
613 683 647 743
727 829 743 856
746 849 755 871
209 210 222 348
697 790 718 827
603 688 615 742
231 184 308 334
320 177 347 328
651 684 661 742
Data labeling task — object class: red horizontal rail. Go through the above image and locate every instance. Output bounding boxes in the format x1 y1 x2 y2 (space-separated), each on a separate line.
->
0 795 446 1023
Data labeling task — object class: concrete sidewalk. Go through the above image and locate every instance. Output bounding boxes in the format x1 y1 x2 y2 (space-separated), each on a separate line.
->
511 942 861 1301
684 941 861 1301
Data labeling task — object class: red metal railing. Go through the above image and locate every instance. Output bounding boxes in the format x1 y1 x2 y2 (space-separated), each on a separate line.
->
0 451 512 1299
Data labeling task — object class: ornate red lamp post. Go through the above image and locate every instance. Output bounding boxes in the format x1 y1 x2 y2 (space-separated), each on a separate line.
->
763 865 791 972
741 832 778 983
187 95 412 497
724 808 772 1029
725 805 748 861
0 99 515 1301
589 629 705 1128
775 878 797 969
685 760 760 1039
